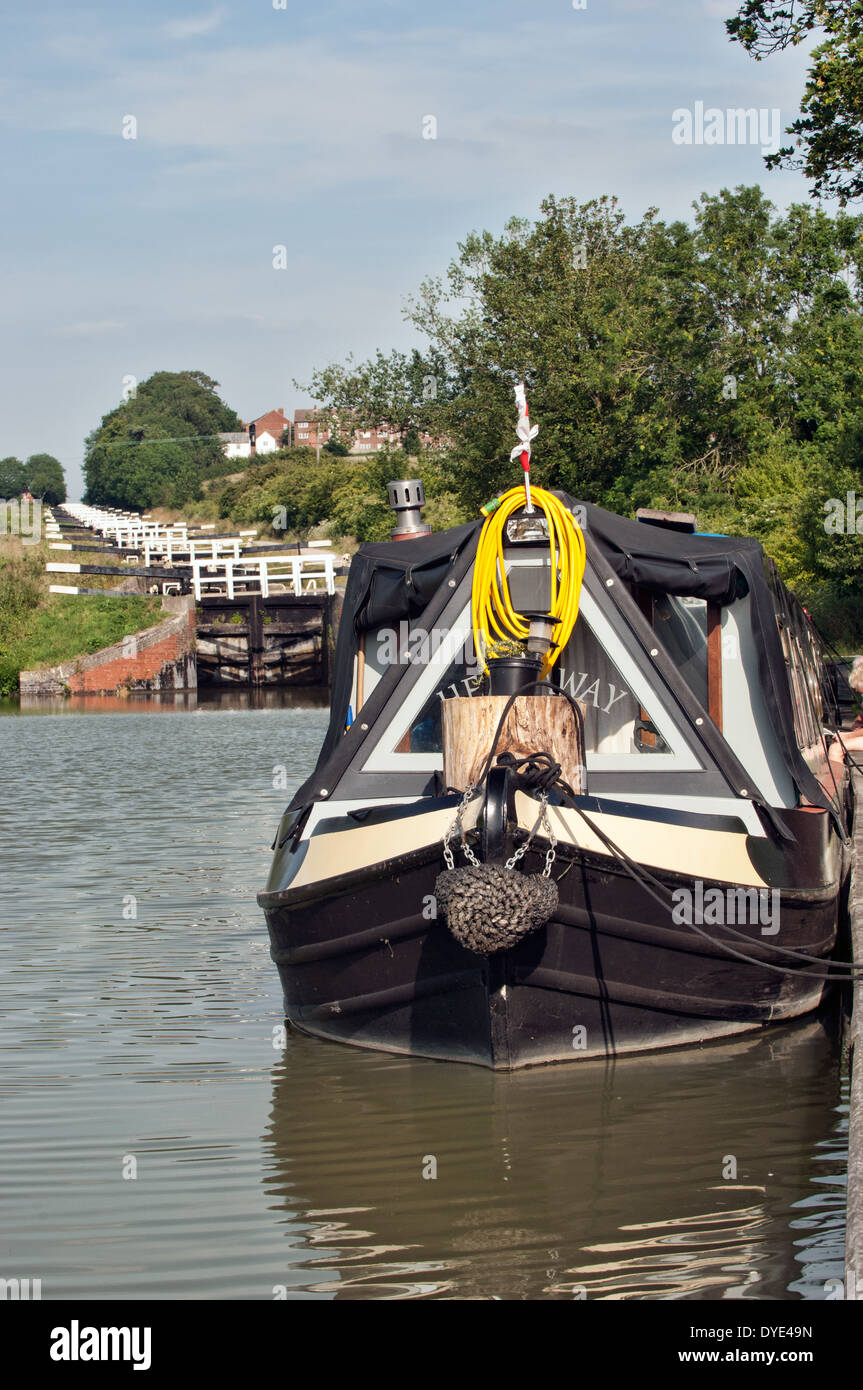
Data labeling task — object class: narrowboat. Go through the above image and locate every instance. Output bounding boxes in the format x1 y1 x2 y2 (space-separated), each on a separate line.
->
259 394 851 1068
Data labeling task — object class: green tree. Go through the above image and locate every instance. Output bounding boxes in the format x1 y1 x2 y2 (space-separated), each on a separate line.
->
0 456 25 499
83 370 242 508
727 1 863 203
302 187 863 643
305 347 454 448
323 435 351 456
402 194 704 507
24 453 66 505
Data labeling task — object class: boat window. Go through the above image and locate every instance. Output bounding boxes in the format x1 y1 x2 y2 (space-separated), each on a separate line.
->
555 608 667 755
408 663 483 753
361 588 701 774
764 560 825 752
649 594 709 710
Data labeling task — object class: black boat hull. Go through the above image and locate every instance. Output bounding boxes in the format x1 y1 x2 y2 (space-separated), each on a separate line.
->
259 801 843 1069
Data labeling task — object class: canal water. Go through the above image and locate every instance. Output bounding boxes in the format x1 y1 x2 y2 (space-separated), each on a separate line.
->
0 698 849 1300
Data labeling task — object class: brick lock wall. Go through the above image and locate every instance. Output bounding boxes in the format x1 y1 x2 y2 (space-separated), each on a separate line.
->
69 631 189 693
20 599 197 697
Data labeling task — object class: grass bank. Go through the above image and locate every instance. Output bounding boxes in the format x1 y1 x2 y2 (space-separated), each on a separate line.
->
0 539 163 695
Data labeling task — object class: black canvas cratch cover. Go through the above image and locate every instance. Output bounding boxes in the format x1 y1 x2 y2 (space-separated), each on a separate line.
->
289 496 839 830
582 502 751 604
321 520 480 767
578 500 838 829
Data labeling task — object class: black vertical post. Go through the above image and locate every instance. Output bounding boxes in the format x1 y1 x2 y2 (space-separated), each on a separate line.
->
320 595 331 689
249 594 264 685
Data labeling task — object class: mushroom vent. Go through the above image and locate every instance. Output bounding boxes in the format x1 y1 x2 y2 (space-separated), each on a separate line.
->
387 479 430 539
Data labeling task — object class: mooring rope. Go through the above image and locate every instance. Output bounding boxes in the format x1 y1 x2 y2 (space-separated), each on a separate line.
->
437 654 860 977
541 786 863 983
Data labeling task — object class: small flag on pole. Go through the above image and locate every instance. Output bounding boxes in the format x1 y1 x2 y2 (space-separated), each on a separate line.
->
510 382 538 513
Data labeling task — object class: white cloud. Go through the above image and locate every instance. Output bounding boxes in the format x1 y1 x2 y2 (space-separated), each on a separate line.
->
0 18 813 216
163 7 227 40
59 320 125 336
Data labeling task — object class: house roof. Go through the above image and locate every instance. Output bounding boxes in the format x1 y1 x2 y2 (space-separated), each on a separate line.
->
293 408 331 425
251 409 290 436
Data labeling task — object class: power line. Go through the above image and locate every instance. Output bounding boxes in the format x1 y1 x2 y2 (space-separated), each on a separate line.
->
99 434 238 448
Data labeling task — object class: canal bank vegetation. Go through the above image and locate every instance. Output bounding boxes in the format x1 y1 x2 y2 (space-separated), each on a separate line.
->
210 444 465 545
0 539 162 695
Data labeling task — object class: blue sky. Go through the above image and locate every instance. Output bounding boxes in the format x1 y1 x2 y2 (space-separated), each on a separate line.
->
0 0 821 498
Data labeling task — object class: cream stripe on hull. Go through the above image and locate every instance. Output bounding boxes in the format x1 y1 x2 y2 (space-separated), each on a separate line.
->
515 792 770 888
289 801 480 895
287 794 775 894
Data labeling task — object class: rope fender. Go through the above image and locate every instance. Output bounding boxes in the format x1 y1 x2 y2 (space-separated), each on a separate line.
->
435 776 559 955
435 863 558 955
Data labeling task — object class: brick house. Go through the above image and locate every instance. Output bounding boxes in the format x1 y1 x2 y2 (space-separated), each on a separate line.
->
293 409 403 453
292 407 447 454
251 408 292 449
219 407 291 460
350 425 402 453
293 408 333 449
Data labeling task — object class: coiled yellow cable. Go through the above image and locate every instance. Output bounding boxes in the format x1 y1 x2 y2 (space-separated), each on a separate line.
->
471 487 586 680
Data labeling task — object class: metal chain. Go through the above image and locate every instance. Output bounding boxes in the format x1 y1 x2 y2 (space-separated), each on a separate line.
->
541 800 557 879
445 787 557 878
505 839 530 870
505 792 553 872
442 783 480 869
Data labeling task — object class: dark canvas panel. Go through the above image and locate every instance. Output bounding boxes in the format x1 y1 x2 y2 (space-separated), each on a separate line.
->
286 496 842 838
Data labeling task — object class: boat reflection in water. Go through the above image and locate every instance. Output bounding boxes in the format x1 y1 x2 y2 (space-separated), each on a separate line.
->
262 1011 847 1300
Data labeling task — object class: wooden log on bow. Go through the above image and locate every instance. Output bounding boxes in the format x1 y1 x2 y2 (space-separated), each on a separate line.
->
442 694 585 794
